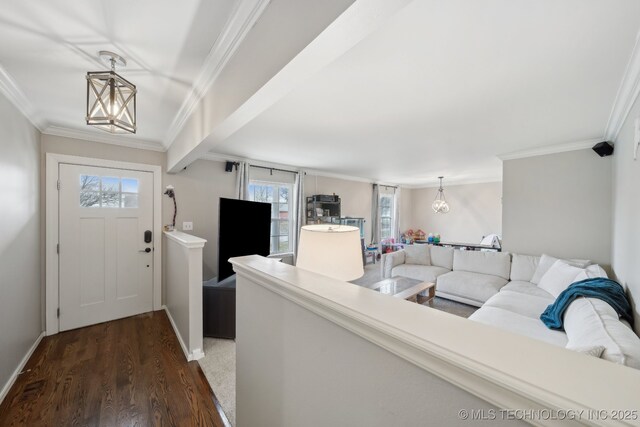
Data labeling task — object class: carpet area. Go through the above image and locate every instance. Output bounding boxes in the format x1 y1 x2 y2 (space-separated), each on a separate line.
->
200 338 236 426
199 264 478 426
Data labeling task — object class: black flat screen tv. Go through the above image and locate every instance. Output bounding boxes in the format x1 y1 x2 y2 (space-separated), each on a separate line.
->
218 198 271 281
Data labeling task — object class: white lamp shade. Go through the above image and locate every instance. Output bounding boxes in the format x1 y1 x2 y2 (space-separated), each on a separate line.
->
296 224 364 281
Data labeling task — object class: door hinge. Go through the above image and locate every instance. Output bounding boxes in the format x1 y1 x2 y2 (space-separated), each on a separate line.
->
57 308 60 318
56 180 60 190
56 243 59 254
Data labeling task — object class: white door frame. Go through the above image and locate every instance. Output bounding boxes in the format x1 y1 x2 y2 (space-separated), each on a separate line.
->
46 153 163 335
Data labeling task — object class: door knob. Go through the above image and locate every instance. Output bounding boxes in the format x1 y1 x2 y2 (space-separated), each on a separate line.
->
139 248 151 253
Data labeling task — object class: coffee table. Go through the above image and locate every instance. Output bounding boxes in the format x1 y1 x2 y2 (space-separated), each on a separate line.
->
372 276 436 305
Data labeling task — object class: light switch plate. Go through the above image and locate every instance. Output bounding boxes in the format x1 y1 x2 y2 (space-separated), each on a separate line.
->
182 221 193 231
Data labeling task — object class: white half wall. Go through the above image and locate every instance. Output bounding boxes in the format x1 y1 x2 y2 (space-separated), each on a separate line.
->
232 256 640 427
164 231 206 361
409 182 502 243
611 95 640 332
502 149 612 268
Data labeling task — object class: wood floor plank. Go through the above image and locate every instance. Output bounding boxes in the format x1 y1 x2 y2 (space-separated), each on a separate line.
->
0 311 228 427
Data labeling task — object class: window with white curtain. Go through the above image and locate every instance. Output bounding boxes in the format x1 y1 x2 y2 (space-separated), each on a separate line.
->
247 167 296 255
379 187 396 240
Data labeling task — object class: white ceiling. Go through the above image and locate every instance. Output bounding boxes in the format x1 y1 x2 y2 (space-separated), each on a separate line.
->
210 0 640 185
0 0 236 145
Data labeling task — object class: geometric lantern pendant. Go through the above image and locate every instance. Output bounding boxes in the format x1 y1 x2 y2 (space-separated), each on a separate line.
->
431 176 450 214
86 51 136 134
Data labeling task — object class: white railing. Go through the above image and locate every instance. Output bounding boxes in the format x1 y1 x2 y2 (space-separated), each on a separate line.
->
231 255 640 427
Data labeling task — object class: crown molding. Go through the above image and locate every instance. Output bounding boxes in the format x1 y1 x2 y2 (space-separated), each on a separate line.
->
43 125 166 152
0 64 47 131
201 152 411 188
605 29 640 142
403 175 503 189
162 0 271 148
497 137 602 161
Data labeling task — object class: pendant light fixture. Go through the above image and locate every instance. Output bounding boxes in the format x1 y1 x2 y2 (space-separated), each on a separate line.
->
86 51 137 134
432 176 450 214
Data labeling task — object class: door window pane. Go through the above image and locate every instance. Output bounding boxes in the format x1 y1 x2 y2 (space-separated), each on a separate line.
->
121 194 139 208
101 177 120 192
80 175 100 191
102 192 120 207
121 178 139 193
80 192 101 207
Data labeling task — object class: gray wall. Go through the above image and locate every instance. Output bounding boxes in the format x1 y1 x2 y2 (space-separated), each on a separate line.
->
0 92 42 391
236 273 525 427
502 149 612 268
611 97 640 331
409 182 502 243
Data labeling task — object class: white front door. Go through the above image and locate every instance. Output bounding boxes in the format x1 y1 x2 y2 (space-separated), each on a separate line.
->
59 164 154 331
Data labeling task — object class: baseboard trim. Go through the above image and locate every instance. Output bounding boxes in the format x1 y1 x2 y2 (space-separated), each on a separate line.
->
0 331 45 406
163 306 204 362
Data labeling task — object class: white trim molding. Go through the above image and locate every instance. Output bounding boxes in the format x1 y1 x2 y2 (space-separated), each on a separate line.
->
163 306 205 361
497 137 603 161
231 256 640 427
605 29 640 142
162 0 272 148
45 153 163 336
43 125 166 152
0 332 44 406
0 64 46 131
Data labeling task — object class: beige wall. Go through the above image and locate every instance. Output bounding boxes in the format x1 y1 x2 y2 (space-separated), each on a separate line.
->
502 149 612 268
611 98 640 330
304 174 374 242
0 92 42 392
163 159 236 280
408 182 502 243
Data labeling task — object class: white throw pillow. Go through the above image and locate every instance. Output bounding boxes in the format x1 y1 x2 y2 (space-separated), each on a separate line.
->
537 260 584 298
531 254 591 285
573 264 608 283
404 245 431 266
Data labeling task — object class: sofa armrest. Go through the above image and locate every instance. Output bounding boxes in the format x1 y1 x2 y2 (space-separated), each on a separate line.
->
381 250 406 279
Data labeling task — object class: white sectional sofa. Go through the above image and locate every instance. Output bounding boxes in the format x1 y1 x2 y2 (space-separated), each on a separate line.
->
382 245 512 307
382 247 640 369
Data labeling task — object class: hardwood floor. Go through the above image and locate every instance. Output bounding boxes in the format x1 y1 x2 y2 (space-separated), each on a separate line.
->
0 311 230 427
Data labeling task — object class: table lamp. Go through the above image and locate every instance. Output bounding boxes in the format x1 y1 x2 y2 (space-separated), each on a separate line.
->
296 224 364 281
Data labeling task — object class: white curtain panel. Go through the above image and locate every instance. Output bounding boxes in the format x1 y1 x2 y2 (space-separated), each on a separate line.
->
393 186 401 241
292 171 305 261
371 184 380 245
235 161 251 200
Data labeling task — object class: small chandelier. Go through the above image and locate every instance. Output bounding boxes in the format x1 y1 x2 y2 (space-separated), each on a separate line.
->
432 176 450 214
86 51 137 134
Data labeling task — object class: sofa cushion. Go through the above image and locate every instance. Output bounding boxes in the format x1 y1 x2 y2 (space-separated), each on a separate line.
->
391 264 449 283
483 288 554 319
452 250 511 280
430 246 454 269
501 281 555 299
436 271 507 304
510 254 540 282
469 306 568 347
574 264 608 282
531 254 591 285
404 245 430 266
564 297 640 369
538 260 584 298
381 251 405 279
